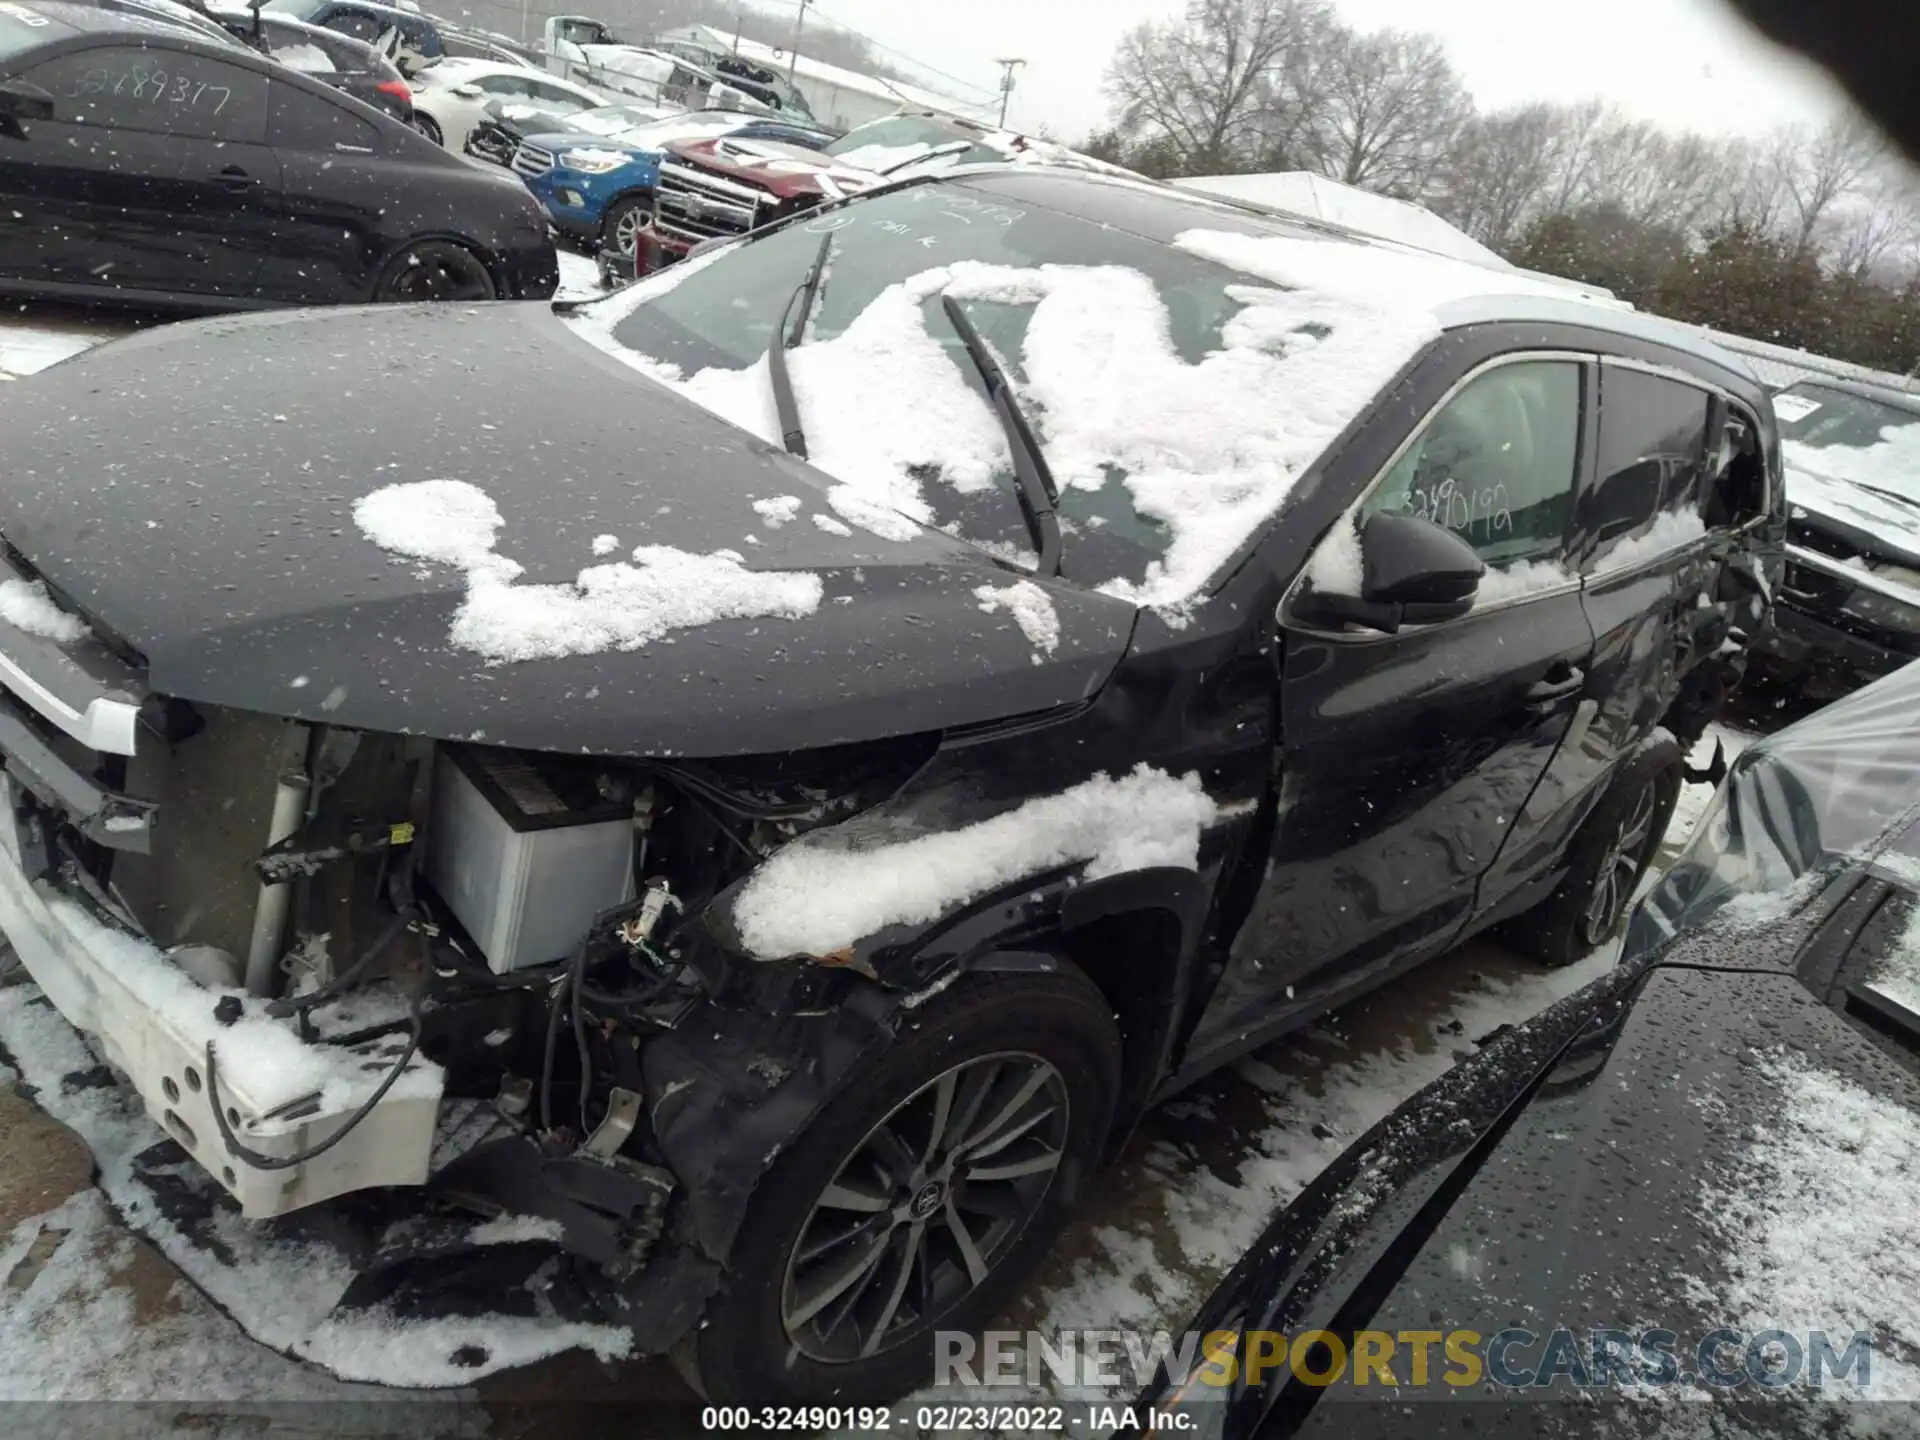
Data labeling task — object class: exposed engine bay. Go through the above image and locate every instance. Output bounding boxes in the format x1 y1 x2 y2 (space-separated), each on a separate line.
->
0 689 936 1345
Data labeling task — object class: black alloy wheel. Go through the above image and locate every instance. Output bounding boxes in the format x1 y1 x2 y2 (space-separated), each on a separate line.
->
374 241 498 303
782 1051 1071 1363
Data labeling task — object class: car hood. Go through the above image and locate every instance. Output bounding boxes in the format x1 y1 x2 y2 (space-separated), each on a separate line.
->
1784 456 1920 568
667 136 882 200
0 304 1135 758
1281 957 1917 1435
521 130 654 159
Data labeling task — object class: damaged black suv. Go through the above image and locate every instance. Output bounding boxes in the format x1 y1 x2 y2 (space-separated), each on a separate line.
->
0 169 1780 1404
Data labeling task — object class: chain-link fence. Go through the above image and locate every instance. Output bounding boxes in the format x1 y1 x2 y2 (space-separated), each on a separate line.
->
1694 326 1920 397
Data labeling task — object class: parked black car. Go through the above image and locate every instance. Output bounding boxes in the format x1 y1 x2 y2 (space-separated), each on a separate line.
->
259 0 438 59
0 2 555 308
1752 376 1920 696
0 170 1778 1403
1143 659 1920 1436
206 2 412 122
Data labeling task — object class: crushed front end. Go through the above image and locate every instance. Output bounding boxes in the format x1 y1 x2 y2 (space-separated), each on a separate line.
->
0 558 942 1351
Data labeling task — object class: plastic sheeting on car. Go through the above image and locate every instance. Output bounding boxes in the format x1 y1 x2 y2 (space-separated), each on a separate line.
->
1627 658 1920 959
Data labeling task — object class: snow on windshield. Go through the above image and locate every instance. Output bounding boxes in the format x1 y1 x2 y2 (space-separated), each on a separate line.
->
730 764 1218 959
353 479 822 663
575 250 1446 609
830 141 935 173
1699 1053 1920 1399
1785 420 1920 509
272 41 334 73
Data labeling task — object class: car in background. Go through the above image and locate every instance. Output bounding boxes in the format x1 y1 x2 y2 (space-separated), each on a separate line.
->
648 34 811 116
1141 659 1920 1435
463 94 667 167
1751 377 1920 697
206 3 411 122
649 110 1142 261
0 1 555 308
260 0 438 64
406 55 598 150
511 107 833 259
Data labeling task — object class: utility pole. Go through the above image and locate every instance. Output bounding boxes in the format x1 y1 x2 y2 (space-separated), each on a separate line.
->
732 7 743 54
787 0 809 85
994 57 1026 129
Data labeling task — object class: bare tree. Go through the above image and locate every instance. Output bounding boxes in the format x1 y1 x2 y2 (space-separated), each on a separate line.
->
1296 28 1469 197
1432 103 1570 250
1778 114 1887 252
1104 0 1333 174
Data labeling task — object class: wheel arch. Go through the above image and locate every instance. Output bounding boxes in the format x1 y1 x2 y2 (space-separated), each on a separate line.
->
1055 867 1207 1142
367 232 505 302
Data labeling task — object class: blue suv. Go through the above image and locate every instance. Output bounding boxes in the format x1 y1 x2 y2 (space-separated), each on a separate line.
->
511 108 837 257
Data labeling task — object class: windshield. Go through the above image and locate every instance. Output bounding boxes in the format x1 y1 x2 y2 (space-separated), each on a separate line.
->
587 110 742 149
568 104 668 136
585 183 1425 603
826 116 999 173
1778 383 1920 505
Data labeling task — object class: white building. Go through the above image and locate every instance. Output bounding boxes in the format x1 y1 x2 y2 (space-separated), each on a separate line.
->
655 23 992 132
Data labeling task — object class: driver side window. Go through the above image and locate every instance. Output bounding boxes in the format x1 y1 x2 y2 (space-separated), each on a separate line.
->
1358 359 1583 578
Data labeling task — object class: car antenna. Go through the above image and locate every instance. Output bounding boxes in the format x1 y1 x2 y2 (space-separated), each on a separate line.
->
940 293 1062 576
768 230 833 460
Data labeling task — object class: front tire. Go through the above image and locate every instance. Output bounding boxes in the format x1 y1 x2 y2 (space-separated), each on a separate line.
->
371 241 497 303
1506 732 1683 967
686 967 1120 1406
599 195 651 258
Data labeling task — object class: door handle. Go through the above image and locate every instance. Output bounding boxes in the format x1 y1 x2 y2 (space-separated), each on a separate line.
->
1524 666 1585 706
215 166 258 190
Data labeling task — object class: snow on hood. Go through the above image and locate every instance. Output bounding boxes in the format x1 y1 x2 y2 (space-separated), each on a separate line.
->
353 479 823 664
578 254 1443 609
1700 1053 1920 1400
552 145 633 167
0 577 88 643
729 763 1218 959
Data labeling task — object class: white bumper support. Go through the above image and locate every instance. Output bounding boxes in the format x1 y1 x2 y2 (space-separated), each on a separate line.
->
0 840 442 1218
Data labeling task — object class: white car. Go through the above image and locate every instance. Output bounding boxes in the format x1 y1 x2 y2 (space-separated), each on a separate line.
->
409 58 603 151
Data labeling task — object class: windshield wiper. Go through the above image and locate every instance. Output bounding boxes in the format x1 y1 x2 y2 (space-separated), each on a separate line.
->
768 231 833 461
940 294 1062 576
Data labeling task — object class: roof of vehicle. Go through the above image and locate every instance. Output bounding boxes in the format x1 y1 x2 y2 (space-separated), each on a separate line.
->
940 167 1757 386
23 0 244 45
1779 373 1920 414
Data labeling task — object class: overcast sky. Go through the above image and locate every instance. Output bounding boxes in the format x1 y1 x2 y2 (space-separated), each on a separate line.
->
800 0 1855 144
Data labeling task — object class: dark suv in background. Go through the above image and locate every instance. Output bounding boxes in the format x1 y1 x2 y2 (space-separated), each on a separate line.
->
0 171 1780 1404
1756 376 1920 695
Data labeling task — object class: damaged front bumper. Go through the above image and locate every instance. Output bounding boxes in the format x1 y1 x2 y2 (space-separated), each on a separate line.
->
0 581 443 1219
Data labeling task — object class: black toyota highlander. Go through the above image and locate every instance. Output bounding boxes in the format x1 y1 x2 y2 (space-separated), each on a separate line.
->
0 168 1781 1405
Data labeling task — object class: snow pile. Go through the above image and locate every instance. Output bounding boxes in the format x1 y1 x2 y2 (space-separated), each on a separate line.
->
468 1215 565 1247
731 765 1219 959
975 579 1060 657
1303 516 1363 596
1476 556 1574 603
1590 508 1706 574
354 479 823 664
271 42 334 73
1700 1055 1920 1398
751 495 802 528
590 532 619 555
1784 422 1920 507
812 512 854 537
0 578 88 643
826 484 921 542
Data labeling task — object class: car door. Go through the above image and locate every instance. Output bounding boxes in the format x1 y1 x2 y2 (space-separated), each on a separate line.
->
8 39 278 300
261 74 399 302
1192 353 1598 1052
1556 360 1727 819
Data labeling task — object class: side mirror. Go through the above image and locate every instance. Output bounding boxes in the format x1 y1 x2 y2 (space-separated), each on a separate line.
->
0 78 54 121
1299 512 1484 634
